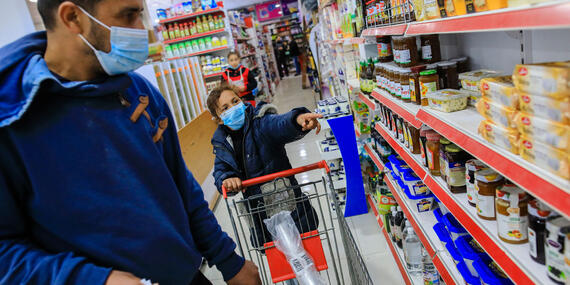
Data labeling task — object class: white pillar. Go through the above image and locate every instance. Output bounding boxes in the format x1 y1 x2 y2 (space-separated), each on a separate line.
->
0 0 35 47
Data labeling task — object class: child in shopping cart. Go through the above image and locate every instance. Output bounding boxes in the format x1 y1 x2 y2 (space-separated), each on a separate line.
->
221 51 258 107
208 84 322 248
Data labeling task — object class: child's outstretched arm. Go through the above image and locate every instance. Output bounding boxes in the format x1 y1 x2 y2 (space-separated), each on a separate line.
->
258 107 322 145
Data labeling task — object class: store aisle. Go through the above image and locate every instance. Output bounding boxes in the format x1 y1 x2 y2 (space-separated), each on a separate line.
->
203 78 404 284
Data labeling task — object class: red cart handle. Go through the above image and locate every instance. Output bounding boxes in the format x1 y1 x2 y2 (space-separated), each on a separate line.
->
222 160 330 199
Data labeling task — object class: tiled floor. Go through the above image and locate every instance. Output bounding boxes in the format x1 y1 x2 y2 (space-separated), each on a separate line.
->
202 77 404 284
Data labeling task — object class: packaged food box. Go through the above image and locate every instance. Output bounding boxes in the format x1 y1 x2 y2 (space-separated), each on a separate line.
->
402 170 430 196
457 261 481 285
517 91 570 125
478 120 519 154
442 212 469 242
465 0 508 13
480 76 518 109
446 242 462 264
459 70 503 91
473 260 514 285
433 222 452 247
461 88 481 107
519 135 570 180
404 187 435 212
512 62 570 99
456 235 493 277
514 112 570 152
426 89 469 112
476 98 518 128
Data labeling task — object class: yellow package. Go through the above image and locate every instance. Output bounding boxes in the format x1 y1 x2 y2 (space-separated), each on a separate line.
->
518 91 570 125
478 120 519 154
512 62 570 99
514 112 570 152
413 0 427 21
446 0 467 16
480 76 518 109
476 98 518 128
519 135 570 180
508 0 546 7
424 0 441 19
465 0 507 13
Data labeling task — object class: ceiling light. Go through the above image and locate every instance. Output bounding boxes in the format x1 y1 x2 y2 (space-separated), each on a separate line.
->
29 0 38 2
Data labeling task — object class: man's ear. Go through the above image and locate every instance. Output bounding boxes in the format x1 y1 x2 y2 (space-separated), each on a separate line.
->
57 2 86 34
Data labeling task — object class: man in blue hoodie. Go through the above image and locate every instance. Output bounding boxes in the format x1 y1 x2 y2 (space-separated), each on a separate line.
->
0 0 260 284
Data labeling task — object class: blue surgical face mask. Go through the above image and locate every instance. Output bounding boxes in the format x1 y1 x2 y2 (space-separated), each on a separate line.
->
220 102 246 130
77 6 149 76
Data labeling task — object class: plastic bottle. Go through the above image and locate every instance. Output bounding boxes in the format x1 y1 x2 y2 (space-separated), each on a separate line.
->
422 248 439 284
385 207 393 236
403 221 422 275
205 37 212 49
208 15 216 31
395 206 405 248
168 24 175 40
390 206 398 243
162 26 170 41
218 16 225 28
190 21 197 35
202 16 209 32
196 17 203 33
174 23 181 38
182 23 189 37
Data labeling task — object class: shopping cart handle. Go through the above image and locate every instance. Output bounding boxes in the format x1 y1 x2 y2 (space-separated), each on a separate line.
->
222 160 330 198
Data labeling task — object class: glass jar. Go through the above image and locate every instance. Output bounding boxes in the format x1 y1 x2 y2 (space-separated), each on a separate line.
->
426 131 442 176
445 144 471 193
403 121 410 148
397 117 405 143
495 183 529 244
374 62 382 89
392 37 402 65
408 124 421 154
377 36 393 62
451 56 469 73
419 126 431 166
398 36 419 67
409 65 426 105
437 61 459 89
400 68 411 102
465 159 486 207
528 200 554 264
387 65 394 95
476 168 504 221
419 69 440 106
394 68 402 99
438 137 452 180
420 34 441 63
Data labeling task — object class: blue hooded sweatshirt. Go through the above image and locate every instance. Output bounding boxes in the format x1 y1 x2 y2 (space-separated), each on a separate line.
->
0 32 244 284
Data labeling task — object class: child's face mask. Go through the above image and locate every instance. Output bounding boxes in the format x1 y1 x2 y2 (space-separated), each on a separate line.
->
220 102 246 130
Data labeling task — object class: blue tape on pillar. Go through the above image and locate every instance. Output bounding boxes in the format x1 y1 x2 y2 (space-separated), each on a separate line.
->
328 115 368 217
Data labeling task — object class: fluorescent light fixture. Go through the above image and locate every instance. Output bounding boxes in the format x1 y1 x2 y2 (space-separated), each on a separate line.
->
29 0 38 2
275 4 281 7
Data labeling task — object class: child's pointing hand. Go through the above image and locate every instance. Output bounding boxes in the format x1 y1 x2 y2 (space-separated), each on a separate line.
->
296 113 323 134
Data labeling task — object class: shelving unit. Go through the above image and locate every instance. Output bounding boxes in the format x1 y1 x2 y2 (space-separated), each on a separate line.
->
159 6 224 24
167 46 230 60
360 1 570 36
203 71 224 79
163 28 226 45
371 117 559 284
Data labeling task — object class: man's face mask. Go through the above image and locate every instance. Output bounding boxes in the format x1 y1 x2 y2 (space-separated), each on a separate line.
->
77 6 149 76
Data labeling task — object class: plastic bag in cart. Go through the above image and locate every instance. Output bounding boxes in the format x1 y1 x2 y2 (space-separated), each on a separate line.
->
264 211 326 285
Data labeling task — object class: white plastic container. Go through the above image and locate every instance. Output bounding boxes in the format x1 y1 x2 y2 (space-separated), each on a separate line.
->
426 89 470 112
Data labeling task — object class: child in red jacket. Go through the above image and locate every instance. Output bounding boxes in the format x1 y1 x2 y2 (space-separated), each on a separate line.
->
221 51 258 106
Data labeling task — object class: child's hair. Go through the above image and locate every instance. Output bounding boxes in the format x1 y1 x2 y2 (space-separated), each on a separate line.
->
227 50 240 59
207 83 241 119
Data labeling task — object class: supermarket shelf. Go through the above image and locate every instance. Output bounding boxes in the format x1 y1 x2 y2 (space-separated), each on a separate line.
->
235 37 251 41
159 6 224 24
163 28 226 45
361 24 407 36
416 107 570 219
406 1 570 35
167 46 229 60
383 171 464 285
360 1 570 36
230 22 249 29
371 88 422 129
367 194 416 285
358 92 376 111
364 143 385 172
203 71 223 79
326 37 367 45
373 122 558 285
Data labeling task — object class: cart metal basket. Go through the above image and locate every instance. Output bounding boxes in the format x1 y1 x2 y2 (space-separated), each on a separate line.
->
222 161 372 284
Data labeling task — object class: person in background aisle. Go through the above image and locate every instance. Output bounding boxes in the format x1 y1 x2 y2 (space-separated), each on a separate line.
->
288 36 301 76
276 38 290 78
0 0 261 284
221 51 258 107
207 84 322 248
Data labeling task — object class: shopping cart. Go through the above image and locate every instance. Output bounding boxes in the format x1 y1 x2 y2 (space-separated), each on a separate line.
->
222 161 372 284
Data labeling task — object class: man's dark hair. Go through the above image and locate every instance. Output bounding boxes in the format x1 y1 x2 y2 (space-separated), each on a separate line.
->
38 0 101 30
